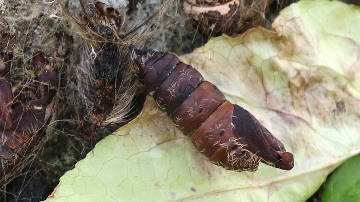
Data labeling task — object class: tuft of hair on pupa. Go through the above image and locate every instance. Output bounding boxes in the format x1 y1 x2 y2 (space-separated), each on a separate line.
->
58 0 174 143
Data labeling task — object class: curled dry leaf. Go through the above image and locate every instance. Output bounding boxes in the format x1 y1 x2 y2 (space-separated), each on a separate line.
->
183 0 274 35
48 0 360 201
0 48 57 179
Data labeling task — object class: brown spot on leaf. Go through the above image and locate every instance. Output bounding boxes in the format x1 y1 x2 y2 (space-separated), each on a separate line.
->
333 101 346 117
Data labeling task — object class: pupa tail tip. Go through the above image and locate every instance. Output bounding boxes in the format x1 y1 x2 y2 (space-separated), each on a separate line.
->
276 151 294 170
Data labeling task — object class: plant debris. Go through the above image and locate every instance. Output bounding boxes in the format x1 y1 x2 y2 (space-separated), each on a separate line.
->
0 0 304 200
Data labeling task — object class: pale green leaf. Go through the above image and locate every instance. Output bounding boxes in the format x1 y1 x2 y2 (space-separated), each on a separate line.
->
47 1 360 201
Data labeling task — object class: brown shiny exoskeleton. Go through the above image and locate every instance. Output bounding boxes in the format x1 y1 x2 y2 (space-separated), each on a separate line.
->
132 47 294 171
